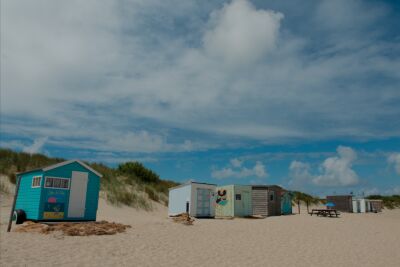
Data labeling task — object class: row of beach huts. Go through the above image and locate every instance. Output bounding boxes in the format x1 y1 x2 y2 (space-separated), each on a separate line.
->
9 160 383 228
11 162 292 224
168 182 384 218
326 195 383 213
168 182 293 218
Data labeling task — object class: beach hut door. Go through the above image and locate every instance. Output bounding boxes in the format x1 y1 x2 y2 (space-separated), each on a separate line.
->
68 171 88 218
196 188 211 217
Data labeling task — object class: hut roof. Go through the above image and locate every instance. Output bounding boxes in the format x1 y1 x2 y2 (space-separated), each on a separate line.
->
168 181 217 191
16 159 103 178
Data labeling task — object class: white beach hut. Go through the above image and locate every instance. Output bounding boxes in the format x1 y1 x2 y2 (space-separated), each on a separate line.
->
352 198 372 213
168 182 216 218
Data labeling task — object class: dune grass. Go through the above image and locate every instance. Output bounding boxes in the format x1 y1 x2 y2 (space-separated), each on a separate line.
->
0 179 10 194
0 148 179 210
367 195 400 209
292 191 323 205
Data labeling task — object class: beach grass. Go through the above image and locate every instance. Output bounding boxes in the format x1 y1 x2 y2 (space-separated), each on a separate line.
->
0 148 178 210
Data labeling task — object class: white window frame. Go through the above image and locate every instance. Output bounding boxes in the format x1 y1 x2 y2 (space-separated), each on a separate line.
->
31 176 42 188
44 176 70 190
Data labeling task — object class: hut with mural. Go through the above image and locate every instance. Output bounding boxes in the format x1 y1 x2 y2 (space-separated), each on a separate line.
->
215 185 252 218
13 160 102 224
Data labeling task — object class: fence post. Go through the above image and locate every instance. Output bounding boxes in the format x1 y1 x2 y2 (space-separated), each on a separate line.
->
297 200 300 214
7 176 21 232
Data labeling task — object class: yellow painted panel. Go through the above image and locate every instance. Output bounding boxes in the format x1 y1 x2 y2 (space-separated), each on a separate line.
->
43 212 64 219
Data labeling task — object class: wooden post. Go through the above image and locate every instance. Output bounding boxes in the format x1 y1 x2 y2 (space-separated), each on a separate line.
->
306 201 309 214
7 176 21 232
297 200 300 214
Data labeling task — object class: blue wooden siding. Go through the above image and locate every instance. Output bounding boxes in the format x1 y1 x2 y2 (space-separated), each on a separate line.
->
42 161 100 221
15 171 44 220
281 192 293 215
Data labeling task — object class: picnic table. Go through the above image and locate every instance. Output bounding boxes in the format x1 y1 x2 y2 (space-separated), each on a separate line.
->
310 209 340 217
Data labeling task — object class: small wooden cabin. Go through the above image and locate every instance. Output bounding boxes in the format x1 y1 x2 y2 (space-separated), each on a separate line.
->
326 195 353 212
168 182 216 218
215 185 252 218
14 160 102 223
252 185 282 217
369 199 383 212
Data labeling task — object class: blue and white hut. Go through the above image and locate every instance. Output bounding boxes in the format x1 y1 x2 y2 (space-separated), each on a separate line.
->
14 160 102 223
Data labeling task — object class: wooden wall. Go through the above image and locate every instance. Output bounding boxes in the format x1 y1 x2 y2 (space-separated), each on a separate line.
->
326 195 353 212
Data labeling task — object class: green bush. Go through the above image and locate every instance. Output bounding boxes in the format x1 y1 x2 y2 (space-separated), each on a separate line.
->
145 186 159 202
118 162 160 184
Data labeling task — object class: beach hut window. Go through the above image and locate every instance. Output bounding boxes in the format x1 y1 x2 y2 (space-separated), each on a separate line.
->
269 191 275 202
235 194 242 200
44 177 70 189
31 176 42 188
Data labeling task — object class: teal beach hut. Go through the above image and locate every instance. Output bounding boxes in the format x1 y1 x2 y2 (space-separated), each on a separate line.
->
14 160 102 223
281 191 293 215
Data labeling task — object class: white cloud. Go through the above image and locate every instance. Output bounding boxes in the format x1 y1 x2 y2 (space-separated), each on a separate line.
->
211 167 236 179
253 161 267 177
288 146 360 188
230 158 243 168
315 0 387 32
313 146 359 186
1 0 399 156
212 160 267 179
203 0 283 66
23 137 48 154
388 153 400 175
288 160 312 188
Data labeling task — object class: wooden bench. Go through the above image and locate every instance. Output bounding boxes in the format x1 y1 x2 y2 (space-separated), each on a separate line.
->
310 209 340 217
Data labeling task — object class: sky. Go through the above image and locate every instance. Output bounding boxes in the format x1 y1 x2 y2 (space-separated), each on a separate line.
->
1 0 400 197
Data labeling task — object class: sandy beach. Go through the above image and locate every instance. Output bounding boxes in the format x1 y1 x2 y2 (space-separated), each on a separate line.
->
1 195 400 267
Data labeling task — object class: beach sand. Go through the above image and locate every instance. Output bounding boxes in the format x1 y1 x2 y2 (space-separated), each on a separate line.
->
1 196 400 267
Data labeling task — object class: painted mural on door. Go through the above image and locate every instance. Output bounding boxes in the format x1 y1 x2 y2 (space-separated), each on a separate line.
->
216 189 228 206
43 189 67 219
215 186 234 217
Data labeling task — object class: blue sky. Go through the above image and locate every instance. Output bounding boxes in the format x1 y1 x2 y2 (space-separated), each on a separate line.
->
1 0 400 196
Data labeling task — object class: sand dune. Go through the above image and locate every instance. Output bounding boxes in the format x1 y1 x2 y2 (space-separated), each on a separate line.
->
1 196 400 267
